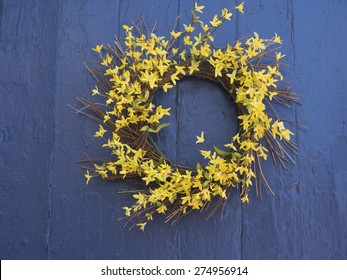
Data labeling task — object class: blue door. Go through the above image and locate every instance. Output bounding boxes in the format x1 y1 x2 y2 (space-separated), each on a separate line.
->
0 0 346 259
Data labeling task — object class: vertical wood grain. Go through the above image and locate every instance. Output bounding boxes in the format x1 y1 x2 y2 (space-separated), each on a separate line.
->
175 0 242 260
292 0 347 259
0 0 59 259
237 0 303 259
49 0 124 259
115 0 182 260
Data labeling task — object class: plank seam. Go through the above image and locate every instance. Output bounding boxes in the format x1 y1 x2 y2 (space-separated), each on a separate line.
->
46 0 62 260
176 0 181 260
235 0 243 260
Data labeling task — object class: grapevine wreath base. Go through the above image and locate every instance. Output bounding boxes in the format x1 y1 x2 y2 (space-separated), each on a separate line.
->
74 2 299 230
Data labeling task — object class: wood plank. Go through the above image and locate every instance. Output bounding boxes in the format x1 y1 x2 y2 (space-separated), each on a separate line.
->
49 0 125 259
239 0 347 259
116 0 182 260
175 0 242 259
292 0 347 259
238 0 302 259
0 0 59 259
49 0 182 259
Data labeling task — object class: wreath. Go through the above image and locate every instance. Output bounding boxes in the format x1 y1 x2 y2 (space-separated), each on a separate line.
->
75 2 299 231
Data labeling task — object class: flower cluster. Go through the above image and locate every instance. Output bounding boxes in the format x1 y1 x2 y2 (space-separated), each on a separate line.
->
80 2 298 231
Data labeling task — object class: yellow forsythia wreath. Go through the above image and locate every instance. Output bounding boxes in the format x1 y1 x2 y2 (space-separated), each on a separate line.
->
76 2 299 231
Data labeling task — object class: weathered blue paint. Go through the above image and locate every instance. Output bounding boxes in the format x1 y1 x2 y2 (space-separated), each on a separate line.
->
0 0 346 260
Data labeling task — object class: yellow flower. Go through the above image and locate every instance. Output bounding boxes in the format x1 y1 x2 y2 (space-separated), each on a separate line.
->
233 134 241 144
157 61 168 76
241 194 249 203
183 24 195 33
202 24 209 32
157 204 167 214
145 213 153 221
85 170 92 185
171 73 180 85
180 50 187 61
103 114 110 123
184 35 193 46
163 83 173 92
189 61 199 75
170 31 182 39
140 71 159 89
275 52 285 61
161 40 169 48
101 54 112 66
221 8 232 20
281 129 294 141
92 86 99 96
133 193 148 208
175 65 186 76
92 44 103 53
181 195 191 205
196 131 205 144
200 150 211 159
274 33 282 44
122 25 133 32
136 223 146 231
200 43 211 57
94 124 107 137
210 15 222 27
122 207 132 217
236 2 244 14
97 170 108 179
226 70 237 84
194 2 205 13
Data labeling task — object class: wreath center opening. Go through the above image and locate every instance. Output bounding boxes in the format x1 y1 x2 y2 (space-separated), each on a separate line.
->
152 77 239 167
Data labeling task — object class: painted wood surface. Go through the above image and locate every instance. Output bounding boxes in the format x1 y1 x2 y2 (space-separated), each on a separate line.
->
0 0 346 259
